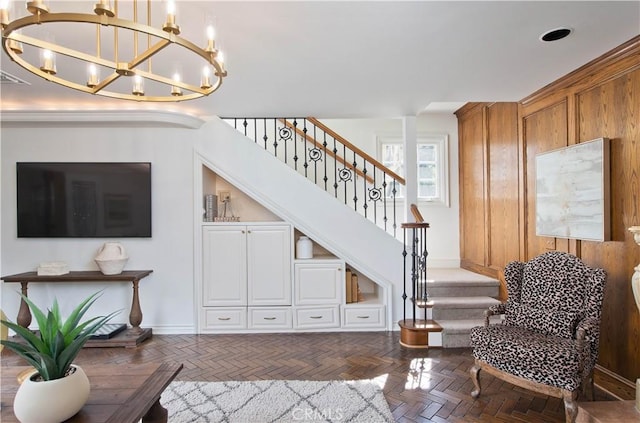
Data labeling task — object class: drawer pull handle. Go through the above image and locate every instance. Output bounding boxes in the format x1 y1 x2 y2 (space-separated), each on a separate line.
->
217 317 231 321
310 316 323 319
263 317 276 320
357 316 370 319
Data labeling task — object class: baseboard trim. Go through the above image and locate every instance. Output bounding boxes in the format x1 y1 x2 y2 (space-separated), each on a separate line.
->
594 364 636 400
150 325 196 335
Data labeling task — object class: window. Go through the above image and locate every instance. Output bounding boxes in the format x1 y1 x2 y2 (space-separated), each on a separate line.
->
378 134 449 206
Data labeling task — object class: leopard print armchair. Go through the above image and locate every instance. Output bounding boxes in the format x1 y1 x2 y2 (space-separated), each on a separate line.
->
469 251 606 423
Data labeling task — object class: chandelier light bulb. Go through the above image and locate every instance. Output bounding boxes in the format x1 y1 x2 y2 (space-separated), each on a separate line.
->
132 75 144 96
171 72 183 96
205 24 217 53
40 49 56 74
87 64 99 88
201 66 212 89
163 0 180 34
0 0 10 28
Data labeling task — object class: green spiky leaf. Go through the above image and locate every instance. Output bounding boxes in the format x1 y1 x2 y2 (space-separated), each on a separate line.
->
0 290 120 381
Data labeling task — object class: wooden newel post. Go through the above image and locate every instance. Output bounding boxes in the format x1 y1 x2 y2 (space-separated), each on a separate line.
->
17 282 32 328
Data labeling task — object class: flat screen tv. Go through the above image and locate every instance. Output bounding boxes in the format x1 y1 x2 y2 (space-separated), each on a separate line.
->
17 162 152 238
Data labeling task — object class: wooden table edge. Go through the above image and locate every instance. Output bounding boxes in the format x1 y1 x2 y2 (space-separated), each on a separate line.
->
106 362 183 423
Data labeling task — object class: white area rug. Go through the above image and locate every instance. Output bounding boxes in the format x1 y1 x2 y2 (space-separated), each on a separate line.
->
162 379 395 423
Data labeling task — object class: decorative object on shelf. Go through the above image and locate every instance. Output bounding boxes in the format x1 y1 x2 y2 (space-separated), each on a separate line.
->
94 242 128 275
346 268 353 303
203 194 218 222
214 195 239 222
296 236 313 259
628 225 640 411
0 0 228 103
36 261 69 276
0 291 118 423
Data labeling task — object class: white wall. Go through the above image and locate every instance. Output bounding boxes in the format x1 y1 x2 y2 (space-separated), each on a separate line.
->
1 123 196 333
320 114 461 266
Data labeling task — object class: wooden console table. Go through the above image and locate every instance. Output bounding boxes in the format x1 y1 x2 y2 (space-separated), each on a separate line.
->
1 270 153 348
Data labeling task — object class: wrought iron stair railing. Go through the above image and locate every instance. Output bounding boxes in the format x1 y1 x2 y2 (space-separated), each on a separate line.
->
221 117 406 237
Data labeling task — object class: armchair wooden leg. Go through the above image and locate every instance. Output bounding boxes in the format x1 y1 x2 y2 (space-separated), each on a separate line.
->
470 363 482 398
563 390 578 423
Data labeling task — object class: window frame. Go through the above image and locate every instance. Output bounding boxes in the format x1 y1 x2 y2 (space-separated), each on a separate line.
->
377 133 450 207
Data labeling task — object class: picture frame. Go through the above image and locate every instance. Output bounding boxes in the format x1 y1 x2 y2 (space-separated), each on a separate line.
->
535 137 610 242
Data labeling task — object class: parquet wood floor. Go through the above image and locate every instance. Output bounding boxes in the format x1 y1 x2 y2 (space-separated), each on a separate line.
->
1 331 613 422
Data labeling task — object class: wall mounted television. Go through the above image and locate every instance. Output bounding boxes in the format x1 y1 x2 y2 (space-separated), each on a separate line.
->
17 162 152 238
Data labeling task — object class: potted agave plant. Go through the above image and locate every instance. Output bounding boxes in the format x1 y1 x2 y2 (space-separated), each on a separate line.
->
0 291 118 423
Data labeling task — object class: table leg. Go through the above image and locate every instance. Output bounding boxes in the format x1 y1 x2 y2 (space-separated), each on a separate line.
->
17 282 32 328
129 278 143 334
142 398 168 423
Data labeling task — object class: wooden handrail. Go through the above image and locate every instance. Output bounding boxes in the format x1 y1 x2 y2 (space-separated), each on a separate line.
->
308 117 406 185
279 119 375 184
410 203 424 222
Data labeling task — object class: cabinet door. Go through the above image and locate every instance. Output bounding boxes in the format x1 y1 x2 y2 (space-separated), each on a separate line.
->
202 226 247 306
247 225 292 306
294 261 343 305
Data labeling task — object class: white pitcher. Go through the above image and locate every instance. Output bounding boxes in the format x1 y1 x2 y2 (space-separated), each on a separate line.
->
95 242 128 275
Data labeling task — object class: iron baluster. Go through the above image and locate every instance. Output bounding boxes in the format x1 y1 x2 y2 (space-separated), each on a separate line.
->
242 118 248 136
352 152 358 211
333 137 339 198
263 119 268 150
303 119 308 178
362 160 368 219
322 131 328 191
402 228 407 323
293 118 299 171
382 174 388 232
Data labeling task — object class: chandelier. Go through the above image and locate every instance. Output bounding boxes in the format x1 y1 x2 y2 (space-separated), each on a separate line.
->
0 0 227 102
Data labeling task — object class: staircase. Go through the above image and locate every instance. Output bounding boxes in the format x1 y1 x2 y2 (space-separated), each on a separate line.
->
427 268 501 348
200 116 502 345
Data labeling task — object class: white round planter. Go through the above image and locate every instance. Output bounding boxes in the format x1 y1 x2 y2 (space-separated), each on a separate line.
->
13 365 90 423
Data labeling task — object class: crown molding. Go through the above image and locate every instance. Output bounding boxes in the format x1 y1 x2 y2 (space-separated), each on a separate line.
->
0 110 207 129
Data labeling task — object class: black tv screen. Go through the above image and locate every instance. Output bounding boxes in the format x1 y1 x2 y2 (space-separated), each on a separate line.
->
17 162 152 238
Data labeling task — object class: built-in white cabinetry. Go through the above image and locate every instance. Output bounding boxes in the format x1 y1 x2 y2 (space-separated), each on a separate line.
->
293 259 343 329
201 222 292 331
199 221 387 332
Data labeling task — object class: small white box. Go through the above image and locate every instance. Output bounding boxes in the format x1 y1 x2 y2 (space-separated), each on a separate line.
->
37 261 69 276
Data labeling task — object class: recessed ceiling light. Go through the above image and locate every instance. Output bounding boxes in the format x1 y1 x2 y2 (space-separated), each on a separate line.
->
540 28 573 42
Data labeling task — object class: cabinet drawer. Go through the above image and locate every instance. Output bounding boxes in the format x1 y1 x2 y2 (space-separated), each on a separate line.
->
342 306 385 328
294 306 339 329
248 307 292 329
202 308 246 330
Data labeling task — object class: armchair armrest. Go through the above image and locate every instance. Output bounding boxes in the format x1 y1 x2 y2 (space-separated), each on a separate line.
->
575 317 599 343
483 303 507 326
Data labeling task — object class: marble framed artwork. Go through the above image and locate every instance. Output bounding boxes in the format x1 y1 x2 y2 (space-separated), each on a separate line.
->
535 137 610 242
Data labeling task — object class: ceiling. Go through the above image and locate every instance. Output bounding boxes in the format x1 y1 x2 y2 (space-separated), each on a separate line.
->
1 1 639 120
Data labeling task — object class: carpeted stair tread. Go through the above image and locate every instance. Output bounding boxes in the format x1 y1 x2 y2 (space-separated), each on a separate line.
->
424 268 500 286
436 317 502 334
429 296 501 308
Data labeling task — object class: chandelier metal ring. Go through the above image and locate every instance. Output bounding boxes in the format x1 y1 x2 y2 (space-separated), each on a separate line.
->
1 3 228 102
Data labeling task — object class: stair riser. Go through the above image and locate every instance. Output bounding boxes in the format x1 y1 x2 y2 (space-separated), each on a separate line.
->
428 286 498 298
432 307 490 320
442 332 472 348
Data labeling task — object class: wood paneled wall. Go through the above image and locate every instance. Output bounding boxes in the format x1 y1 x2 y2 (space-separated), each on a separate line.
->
456 35 640 384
